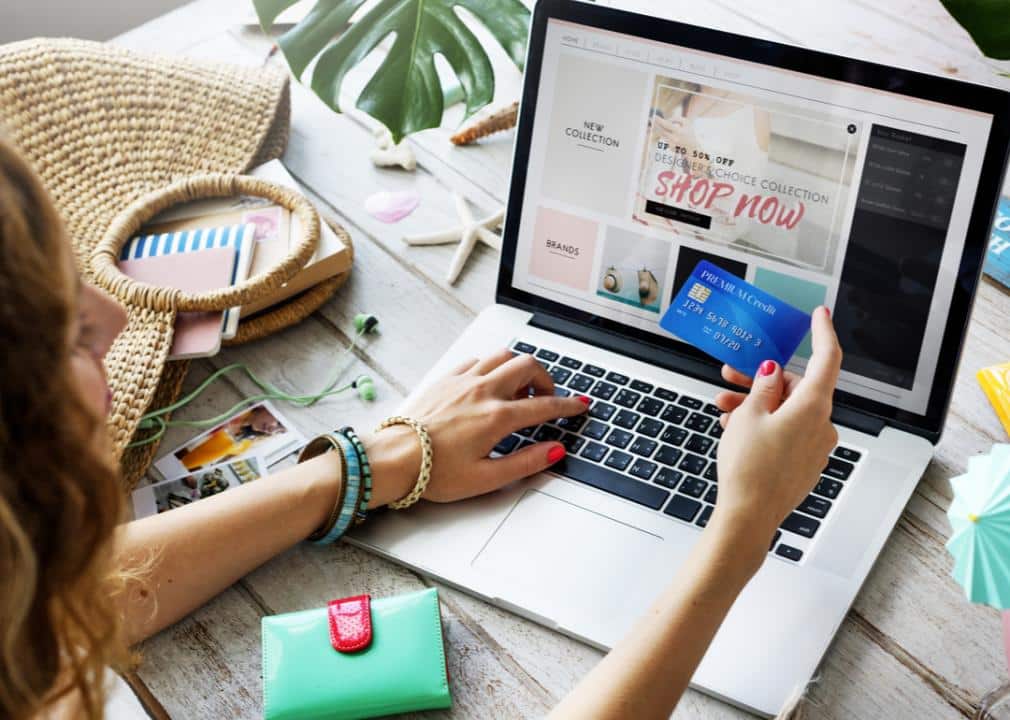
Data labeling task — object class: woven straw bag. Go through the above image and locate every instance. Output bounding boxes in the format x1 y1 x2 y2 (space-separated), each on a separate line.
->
0 39 352 487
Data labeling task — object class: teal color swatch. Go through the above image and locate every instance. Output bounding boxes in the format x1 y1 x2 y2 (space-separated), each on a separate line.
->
752 269 826 359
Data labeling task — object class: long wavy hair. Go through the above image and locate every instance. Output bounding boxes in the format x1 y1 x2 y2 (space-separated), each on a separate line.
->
0 135 129 719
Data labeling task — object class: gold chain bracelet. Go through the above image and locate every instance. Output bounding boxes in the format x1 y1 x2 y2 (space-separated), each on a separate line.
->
375 415 433 510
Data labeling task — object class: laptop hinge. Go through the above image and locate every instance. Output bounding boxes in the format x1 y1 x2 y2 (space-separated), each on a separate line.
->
529 312 887 438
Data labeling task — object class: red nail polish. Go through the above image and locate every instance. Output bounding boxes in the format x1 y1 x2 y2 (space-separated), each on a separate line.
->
758 360 777 377
823 306 831 318
577 395 591 406
547 445 566 463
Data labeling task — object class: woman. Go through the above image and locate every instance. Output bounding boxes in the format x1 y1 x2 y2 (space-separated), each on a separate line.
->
0 135 840 719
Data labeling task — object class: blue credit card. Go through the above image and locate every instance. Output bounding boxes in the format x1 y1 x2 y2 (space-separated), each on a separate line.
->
660 261 811 376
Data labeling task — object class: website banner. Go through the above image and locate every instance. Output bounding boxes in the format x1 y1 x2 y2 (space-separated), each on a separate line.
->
633 78 859 275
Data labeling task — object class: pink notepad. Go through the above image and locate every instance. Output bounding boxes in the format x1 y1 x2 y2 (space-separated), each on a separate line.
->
119 246 236 359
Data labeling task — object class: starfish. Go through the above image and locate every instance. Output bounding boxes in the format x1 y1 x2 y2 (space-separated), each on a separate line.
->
403 193 504 284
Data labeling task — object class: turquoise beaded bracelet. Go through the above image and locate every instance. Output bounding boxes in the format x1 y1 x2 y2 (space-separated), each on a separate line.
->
338 426 372 525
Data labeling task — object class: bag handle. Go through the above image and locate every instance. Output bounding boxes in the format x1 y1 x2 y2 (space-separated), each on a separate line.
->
91 173 319 313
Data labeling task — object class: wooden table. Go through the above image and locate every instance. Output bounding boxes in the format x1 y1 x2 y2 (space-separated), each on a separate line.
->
113 1 1010 717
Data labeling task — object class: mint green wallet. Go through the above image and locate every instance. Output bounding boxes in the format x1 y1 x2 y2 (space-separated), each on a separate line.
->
261 587 451 719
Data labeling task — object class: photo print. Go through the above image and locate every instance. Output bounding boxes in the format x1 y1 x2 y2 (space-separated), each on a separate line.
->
154 400 305 479
633 77 859 273
132 456 266 519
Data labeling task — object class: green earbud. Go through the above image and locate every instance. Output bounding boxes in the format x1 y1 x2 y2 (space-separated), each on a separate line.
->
354 313 379 334
354 375 376 402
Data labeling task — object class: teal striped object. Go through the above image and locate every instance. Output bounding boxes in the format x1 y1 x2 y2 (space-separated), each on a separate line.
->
120 224 253 282
986 196 1010 291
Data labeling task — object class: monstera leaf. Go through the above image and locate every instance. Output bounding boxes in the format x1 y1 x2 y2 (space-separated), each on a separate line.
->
253 0 531 142
941 0 1010 59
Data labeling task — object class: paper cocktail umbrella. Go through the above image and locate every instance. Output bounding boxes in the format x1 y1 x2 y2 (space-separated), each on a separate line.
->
947 444 1010 609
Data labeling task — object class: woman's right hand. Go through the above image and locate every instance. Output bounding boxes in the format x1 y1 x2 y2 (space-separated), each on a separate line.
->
710 306 842 555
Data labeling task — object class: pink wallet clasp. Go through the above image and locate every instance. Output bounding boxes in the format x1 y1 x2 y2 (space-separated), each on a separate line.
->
327 594 372 653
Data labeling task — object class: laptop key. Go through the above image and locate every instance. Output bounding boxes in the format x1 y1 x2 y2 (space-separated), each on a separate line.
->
549 366 572 385
661 426 688 446
703 462 718 482
613 410 641 429
637 417 664 438
654 387 678 402
678 396 703 410
560 356 582 370
654 468 682 489
534 425 563 442
703 403 722 416
493 435 521 455
590 381 617 401
704 486 718 504
536 349 559 362
798 495 831 519
629 459 658 480
589 401 617 421
679 477 708 498
605 428 633 449
629 437 658 457
696 505 714 528
513 342 536 354
605 450 633 471
781 512 820 538
517 426 536 437
554 455 669 510
709 444 719 459
685 433 714 455
568 373 594 393
833 446 862 463
708 423 724 439
664 495 702 522
606 371 630 385
823 457 854 480
685 413 713 432
776 545 803 562
661 405 688 424
582 419 609 440
580 441 608 462
631 379 654 393
678 453 707 476
554 387 571 397
560 433 585 454
654 445 683 467
813 477 843 499
614 389 641 408
556 413 587 432
637 397 664 417
583 364 605 377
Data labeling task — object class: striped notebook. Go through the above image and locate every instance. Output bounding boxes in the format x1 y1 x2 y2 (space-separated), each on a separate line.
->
120 224 255 339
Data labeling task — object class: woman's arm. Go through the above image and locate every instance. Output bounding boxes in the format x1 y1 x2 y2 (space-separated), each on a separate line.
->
550 307 841 719
115 351 590 645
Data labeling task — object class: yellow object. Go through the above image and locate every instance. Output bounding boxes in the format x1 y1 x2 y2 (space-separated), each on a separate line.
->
978 362 1010 439
968 513 979 523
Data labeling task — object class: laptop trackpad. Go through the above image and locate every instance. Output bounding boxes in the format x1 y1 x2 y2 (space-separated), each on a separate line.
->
472 490 666 622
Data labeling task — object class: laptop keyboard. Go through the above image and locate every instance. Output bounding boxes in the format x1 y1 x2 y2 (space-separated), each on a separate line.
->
493 341 865 564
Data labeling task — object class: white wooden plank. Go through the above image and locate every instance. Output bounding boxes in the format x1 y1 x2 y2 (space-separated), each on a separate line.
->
134 585 266 718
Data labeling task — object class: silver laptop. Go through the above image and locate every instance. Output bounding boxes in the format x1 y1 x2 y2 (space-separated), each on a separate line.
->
351 1 1010 714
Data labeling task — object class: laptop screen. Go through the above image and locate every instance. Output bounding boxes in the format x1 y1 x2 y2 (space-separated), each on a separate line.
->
504 10 1001 425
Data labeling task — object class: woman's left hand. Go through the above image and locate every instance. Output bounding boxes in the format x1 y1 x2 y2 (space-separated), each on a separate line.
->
364 349 590 506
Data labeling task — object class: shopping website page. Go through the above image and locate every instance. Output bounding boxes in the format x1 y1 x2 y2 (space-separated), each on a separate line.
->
511 19 994 414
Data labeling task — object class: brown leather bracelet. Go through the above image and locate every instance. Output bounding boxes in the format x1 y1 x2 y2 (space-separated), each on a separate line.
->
298 434 347 542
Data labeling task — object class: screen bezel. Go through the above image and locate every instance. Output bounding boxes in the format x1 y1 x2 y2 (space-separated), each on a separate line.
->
496 0 1010 443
